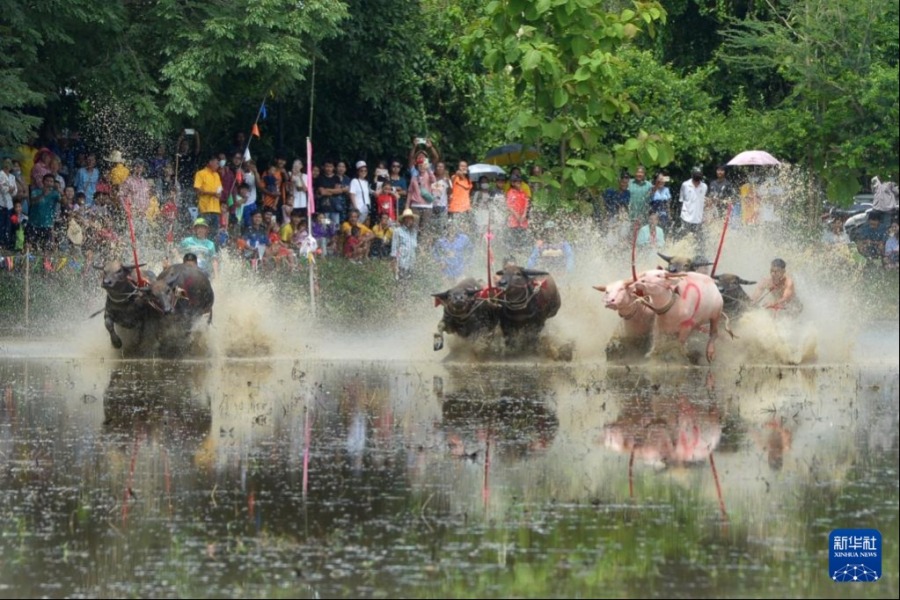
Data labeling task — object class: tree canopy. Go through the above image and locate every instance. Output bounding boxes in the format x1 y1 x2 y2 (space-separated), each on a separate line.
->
1 0 896 207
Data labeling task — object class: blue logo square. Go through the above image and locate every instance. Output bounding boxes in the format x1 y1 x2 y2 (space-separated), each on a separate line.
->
830 529 882 582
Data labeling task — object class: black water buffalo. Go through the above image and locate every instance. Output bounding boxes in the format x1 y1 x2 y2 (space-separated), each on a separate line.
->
147 263 215 328
431 277 499 351
95 261 156 349
494 266 561 350
657 253 713 274
713 273 756 319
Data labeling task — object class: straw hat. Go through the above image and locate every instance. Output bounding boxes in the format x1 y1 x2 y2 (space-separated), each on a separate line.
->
399 208 418 223
105 150 125 163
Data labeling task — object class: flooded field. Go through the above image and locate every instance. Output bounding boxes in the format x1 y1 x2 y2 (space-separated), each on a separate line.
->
0 348 896 598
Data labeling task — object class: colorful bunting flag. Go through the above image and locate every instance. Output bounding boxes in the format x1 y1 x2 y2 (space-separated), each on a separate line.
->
251 123 261 138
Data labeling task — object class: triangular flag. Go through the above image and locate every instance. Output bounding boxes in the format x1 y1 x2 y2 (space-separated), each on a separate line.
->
260 102 268 120
243 147 251 162
251 124 261 138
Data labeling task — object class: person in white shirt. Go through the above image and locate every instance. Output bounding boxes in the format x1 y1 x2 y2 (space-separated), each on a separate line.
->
0 159 18 249
349 160 372 225
679 166 708 254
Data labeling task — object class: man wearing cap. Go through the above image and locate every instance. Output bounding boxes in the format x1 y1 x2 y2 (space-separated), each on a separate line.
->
679 166 708 253
391 208 419 280
349 161 372 224
105 150 130 186
179 217 218 277
194 156 223 229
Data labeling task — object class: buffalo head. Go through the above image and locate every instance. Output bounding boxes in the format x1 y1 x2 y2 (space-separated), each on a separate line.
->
95 260 145 290
433 278 484 313
147 272 187 314
656 253 712 274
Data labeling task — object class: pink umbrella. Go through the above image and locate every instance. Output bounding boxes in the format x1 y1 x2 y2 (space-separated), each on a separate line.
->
727 150 781 167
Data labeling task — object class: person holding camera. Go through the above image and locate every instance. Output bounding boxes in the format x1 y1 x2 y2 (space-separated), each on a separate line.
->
408 137 440 174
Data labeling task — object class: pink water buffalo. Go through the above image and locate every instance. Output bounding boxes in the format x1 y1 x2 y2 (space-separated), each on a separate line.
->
629 269 731 363
593 278 655 359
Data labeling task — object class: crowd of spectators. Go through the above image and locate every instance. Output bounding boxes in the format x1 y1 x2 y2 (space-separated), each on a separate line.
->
2 129 897 284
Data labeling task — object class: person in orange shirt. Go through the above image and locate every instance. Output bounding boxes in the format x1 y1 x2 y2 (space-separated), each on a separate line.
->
505 174 530 254
193 156 223 227
448 160 473 231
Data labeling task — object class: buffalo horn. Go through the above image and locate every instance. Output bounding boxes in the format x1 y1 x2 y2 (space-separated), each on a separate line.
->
593 285 607 292
657 252 673 264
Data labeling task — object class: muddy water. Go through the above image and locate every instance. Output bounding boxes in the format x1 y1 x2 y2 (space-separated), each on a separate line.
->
0 349 896 598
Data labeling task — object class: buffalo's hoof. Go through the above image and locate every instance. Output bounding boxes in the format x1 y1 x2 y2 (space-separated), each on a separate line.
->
433 333 444 351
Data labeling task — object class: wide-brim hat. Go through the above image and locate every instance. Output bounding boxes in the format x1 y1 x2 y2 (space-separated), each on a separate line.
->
105 150 125 163
399 208 419 223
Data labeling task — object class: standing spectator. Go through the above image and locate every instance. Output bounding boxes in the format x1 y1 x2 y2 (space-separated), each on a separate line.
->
148 143 170 181
75 154 101 206
739 176 762 226
334 161 352 226
193 156 223 227
870 176 899 227
505 174 530 254
598 174 630 226
407 155 436 234
175 129 201 191
448 161 473 230
627 166 653 222
391 208 419 280
648 173 672 228
31 148 54 191
0 159 17 248
28 174 60 250
679 166 708 253
119 159 153 218
290 159 309 221
220 152 243 228
884 221 899 269
431 161 451 231
314 161 342 230
375 182 398 222
9 199 27 252
708 165 735 219
388 160 408 212
240 159 261 227
856 213 887 260
348 161 372 225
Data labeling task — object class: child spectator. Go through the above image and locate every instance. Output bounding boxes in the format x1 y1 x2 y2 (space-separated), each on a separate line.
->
371 213 393 258
376 182 398 222
885 221 899 269
343 225 362 261
9 199 27 252
312 213 336 257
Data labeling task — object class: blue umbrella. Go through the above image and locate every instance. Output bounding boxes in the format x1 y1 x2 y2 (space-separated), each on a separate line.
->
483 143 539 167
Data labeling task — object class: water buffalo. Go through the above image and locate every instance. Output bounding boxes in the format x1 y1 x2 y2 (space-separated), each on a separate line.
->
146 263 215 328
630 269 732 363
594 278 654 360
713 273 756 319
657 253 712 274
494 266 561 351
431 277 499 351
94 260 156 349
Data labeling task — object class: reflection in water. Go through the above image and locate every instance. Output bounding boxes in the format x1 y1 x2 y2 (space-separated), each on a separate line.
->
0 358 896 598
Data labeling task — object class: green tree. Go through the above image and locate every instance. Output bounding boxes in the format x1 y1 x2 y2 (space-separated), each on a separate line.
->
721 0 900 201
465 0 674 208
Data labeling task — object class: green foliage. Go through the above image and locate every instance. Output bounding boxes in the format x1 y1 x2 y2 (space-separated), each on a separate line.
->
720 0 900 201
464 0 674 209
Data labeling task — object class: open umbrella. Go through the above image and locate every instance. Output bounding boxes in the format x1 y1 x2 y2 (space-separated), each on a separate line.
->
467 163 507 181
727 150 781 167
483 143 539 167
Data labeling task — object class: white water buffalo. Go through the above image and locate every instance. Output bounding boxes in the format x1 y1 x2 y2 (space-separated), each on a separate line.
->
630 269 731 363
593 278 655 359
